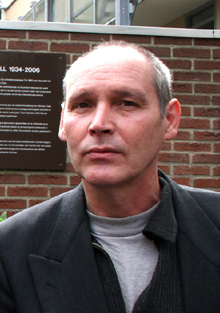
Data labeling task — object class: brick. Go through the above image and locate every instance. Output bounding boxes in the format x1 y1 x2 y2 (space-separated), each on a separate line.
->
214 143 220 152
154 37 191 45
7 187 48 197
194 38 220 47
0 30 26 38
163 59 191 69
50 42 89 53
158 165 170 175
213 49 220 59
29 31 69 40
213 167 220 176
71 32 110 42
194 131 220 141
28 199 47 207
181 106 191 116
175 131 191 140
173 48 210 58
194 107 220 117
28 174 67 185
193 178 220 188
0 174 25 184
112 34 151 44
146 47 170 57
71 55 79 63
212 96 220 105
174 142 211 152
195 84 220 94
172 83 192 93
172 177 190 186
176 95 210 105
0 200 26 209
213 73 220 82
180 118 210 129
0 40 7 49
50 187 72 197
70 175 81 185
213 120 220 129
194 60 220 70
0 187 5 196
173 71 211 82
158 152 189 163
161 142 171 151
8 40 48 51
173 165 210 176
193 154 220 164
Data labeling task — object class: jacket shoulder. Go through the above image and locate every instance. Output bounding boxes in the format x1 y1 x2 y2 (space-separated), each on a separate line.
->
166 178 220 232
0 184 85 254
179 184 220 227
159 170 220 227
180 184 220 205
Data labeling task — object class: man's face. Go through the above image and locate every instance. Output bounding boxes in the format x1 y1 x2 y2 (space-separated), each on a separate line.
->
59 47 173 187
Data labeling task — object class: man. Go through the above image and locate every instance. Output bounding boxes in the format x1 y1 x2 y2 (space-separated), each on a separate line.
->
0 41 219 313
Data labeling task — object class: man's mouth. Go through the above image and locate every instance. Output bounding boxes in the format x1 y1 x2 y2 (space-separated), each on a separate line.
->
85 146 120 159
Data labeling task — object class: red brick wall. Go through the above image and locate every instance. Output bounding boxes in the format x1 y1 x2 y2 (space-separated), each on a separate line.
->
0 29 219 214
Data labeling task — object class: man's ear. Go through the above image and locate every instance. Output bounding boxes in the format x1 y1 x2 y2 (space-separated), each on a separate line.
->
164 98 181 141
58 102 67 142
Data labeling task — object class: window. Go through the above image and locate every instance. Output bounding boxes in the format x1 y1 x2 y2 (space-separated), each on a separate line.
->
71 0 93 24
96 0 115 24
186 1 215 29
35 0 45 21
21 0 134 25
50 0 69 22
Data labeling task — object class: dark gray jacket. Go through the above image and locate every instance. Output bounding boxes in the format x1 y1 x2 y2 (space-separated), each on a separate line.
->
0 171 220 313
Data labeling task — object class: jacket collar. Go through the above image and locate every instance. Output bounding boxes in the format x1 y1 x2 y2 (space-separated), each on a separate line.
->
159 171 220 312
159 170 220 268
44 183 87 261
28 183 109 313
143 176 177 244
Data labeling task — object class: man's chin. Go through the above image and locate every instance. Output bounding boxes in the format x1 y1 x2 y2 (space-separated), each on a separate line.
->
81 173 125 188
82 177 118 187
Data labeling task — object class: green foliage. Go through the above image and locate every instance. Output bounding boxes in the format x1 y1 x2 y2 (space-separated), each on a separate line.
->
0 212 7 222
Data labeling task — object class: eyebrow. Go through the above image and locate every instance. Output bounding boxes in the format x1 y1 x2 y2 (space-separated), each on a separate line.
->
67 91 93 104
111 89 148 103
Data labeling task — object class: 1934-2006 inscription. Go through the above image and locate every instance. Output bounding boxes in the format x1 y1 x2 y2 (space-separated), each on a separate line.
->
0 52 66 171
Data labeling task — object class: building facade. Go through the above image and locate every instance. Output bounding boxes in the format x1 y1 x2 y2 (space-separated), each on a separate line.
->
0 22 219 213
1 0 220 29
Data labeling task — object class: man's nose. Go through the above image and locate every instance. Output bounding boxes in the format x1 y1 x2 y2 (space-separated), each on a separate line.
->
88 104 115 135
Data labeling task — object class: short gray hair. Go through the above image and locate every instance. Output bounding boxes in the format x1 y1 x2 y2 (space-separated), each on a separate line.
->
63 41 172 118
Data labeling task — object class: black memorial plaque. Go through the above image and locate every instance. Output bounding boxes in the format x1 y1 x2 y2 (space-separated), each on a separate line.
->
0 52 66 170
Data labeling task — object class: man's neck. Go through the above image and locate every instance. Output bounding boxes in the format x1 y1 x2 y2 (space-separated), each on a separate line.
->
82 173 161 218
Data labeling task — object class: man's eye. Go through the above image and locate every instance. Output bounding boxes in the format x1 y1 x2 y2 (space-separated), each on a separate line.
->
74 102 90 109
122 100 136 107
